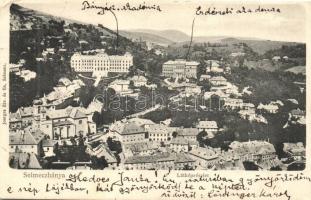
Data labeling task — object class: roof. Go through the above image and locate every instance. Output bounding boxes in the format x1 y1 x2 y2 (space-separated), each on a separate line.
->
127 118 155 127
18 107 33 117
68 107 87 119
87 100 103 113
9 152 42 169
175 153 195 163
189 147 219 160
58 77 71 86
124 141 159 152
291 109 305 116
109 79 130 85
283 142 305 154
197 121 218 129
177 128 199 137
10 130 45 145
163 59 199 66
243 103 255 108
46 106 87 119
170 137 198 145
54 120 74 126
229 140 276 155
257 103 278 110
125 152 175 164
205 60 220 67
210 76 227 82
9 112 22 122
42 139 58 147
110 121 146 135
146 124 176 134
92 144 117 163
130 75 147 82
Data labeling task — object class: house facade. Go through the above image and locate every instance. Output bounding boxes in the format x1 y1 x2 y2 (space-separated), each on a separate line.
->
162 59 199 79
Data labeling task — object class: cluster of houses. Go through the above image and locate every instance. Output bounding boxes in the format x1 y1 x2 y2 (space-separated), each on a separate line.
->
8 37 306 171
9 60 37 82
201 61 270 124
107 75 157 97
36 77 86 109
79 115 287 170
283 142 305 161
8 74 105 168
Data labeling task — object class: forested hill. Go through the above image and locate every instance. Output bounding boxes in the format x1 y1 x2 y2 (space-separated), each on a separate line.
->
9 3 169 111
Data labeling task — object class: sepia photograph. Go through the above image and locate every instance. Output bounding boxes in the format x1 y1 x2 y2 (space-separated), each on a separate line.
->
8 1 306 172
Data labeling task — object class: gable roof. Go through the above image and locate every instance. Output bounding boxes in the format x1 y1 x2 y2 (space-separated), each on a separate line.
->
189 147 219 160
46 106 87 119
9 112 22 122
18 107 33 117
170 137 198 145
111 121 146 135
130 76 147 82
10 130 45 145
68 107 87 119
175 153 195 163
197 121 218 129
9 152 42 169
42 139 58 147
291 108 305 116
177 128 199 137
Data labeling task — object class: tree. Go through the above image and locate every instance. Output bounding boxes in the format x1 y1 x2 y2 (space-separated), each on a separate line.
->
70 137 77 146
197 131 208 147
172 131 178 138
129 80 135 89
92 111 102 126
107 137 122 153
78 134 85 146
91 156 108 169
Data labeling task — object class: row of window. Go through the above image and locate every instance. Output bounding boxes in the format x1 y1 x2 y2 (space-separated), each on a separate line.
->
72 63 131 67
73 66 129 71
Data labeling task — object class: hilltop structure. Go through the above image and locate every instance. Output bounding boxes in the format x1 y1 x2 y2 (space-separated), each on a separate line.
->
71 51 133 77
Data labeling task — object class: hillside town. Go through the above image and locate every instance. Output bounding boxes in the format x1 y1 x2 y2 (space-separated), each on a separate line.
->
8 4 306 170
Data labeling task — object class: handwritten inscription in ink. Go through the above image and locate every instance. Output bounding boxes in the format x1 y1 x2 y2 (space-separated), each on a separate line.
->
81 1 162 15
196 6 281 16
3 172 311 199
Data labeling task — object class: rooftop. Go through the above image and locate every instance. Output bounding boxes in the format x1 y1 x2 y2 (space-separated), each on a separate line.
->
177 128 199 137
163 59 199 66
10 130 45 145
110 121 146 135
42 139 58 147
9 152 42 169
125 152 175 164
197 121 218 129
189 147 219 160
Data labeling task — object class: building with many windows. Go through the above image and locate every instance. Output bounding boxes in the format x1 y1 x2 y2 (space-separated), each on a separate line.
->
39 106 96 139
9 129 45 155
70 51 133 77
162 59 199 79
108 121 148 144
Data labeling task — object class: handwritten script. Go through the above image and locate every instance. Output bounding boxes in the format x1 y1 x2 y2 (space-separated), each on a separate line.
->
81 1 162 15
196 6 281 16
4 171 311 199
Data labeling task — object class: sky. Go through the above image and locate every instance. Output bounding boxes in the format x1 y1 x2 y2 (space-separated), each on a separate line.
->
16 0 306 42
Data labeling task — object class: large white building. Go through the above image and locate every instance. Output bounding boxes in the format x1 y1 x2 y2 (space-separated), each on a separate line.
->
162 59 199 79
70 51 133 77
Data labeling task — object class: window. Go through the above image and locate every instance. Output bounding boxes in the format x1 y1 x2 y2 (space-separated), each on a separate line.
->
79 120 82 124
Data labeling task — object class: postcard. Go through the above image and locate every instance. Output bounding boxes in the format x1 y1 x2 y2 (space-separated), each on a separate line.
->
0 0 310 199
